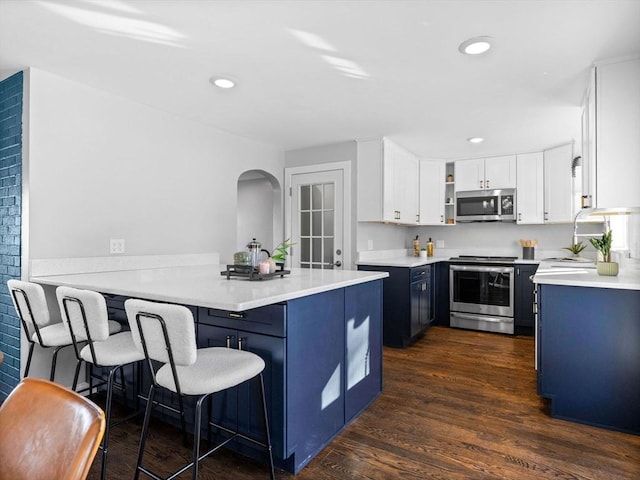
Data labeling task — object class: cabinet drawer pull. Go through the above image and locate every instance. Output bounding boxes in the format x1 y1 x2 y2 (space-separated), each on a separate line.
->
228 312 245 319
225 335 236 348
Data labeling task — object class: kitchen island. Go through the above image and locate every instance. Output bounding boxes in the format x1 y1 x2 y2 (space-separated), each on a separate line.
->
533 261 640 435
31 264 388 474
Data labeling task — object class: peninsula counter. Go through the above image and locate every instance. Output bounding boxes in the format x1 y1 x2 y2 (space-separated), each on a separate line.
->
31 265 388 474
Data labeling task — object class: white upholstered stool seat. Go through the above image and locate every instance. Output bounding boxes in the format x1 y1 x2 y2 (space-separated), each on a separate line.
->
156 347 265 396
34 320 121 346
30 321 73 346
80 331 144 367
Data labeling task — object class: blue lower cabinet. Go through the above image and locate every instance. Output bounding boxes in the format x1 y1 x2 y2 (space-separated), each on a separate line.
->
287 288 345 471
358 265 432 347
196 322 286 461
196 280 383 474
514 264 537 333
537 284 640 434
344 280 383 422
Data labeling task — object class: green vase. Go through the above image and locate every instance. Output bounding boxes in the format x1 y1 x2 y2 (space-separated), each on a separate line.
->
596 261 619 276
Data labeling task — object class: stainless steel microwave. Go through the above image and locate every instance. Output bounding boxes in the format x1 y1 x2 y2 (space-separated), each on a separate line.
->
455 189 516 222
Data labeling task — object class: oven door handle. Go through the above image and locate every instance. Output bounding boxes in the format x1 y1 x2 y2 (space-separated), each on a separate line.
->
450 265 514 274
450 312 514 324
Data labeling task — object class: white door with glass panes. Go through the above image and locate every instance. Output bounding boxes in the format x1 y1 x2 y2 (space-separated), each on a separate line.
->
288 167 346 270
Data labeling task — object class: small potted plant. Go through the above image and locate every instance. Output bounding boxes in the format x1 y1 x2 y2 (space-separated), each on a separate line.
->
563 241 587 257
589 230 618 276
270 238 295 270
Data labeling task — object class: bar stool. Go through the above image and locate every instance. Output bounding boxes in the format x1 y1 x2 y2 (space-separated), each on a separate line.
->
124 298 275 480
57 286 146 480
7 279 121 381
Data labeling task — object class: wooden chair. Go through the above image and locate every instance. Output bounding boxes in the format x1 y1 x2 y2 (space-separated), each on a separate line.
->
0 377 106 480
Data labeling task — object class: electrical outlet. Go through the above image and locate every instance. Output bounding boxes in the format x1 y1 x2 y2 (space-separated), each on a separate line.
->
436 240 445 248
367 239 374 250
110 238 125 254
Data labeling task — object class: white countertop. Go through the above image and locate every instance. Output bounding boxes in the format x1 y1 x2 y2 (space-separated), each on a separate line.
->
533 260 640 290
31 265 388 311
356 255 541 268
356 255 450 267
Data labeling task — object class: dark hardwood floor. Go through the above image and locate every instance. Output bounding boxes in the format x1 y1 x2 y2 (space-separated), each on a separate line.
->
87 326 640 479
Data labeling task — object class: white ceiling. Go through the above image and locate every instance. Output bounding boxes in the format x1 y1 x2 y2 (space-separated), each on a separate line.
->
1 0 639 160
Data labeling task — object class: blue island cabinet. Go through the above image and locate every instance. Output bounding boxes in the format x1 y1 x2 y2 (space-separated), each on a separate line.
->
537 283 640 435
197 279 383 474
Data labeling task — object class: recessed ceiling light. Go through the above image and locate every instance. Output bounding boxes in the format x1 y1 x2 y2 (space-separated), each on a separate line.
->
210 77 236 89
458 36 492 55
467 137 484 144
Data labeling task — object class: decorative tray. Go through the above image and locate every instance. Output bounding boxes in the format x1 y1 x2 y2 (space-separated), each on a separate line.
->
221 264 290 281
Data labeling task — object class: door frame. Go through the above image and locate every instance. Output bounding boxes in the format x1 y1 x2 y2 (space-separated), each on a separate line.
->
284 161 352 269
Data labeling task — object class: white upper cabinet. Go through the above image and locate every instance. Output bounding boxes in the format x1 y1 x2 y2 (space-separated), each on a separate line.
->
516 152 544 224
418 160 445 225
454 158 484 191
589 57 640 208
357 138 419 225
543 143 574 223
391 143 419 224
485 155 517 190
455 155 516 191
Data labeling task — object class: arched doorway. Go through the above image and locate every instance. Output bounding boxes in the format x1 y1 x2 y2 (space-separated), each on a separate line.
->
236 170 282 255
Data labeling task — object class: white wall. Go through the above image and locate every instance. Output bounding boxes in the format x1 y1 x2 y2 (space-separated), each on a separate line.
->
25 68 284 266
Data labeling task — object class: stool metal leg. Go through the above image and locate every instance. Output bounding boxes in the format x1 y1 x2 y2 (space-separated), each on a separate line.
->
71 357 83 391
192 395 207 480
258 373 275 480
134 383 156 480
100 366 119 480
23 343 35 378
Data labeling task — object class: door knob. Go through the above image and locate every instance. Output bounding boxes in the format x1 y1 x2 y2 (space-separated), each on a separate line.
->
334 261 342 267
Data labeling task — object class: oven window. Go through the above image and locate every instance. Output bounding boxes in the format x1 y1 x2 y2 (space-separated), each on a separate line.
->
457 196 498 216
453 270 511 307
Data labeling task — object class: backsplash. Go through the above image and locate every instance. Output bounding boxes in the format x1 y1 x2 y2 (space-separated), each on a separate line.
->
357 222 576 260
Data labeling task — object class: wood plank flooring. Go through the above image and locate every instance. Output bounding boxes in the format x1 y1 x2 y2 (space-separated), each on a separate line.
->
87 326 640 479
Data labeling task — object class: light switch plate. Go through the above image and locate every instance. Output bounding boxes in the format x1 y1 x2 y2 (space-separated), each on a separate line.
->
436 240 445 248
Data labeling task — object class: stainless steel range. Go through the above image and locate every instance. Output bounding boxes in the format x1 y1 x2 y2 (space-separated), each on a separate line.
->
449 255 516 334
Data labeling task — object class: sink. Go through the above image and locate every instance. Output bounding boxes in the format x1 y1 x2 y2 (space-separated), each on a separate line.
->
543 257 593 263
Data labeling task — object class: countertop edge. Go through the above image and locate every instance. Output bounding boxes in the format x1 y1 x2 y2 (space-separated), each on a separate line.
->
533 261 640 290
30 266 389 311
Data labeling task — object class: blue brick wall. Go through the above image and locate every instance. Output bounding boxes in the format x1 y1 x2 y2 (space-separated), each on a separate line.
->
0 71 23 401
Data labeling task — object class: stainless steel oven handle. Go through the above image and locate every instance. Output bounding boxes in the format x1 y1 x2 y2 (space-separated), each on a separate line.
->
451 312 514 324
449 264 514 274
